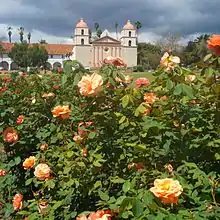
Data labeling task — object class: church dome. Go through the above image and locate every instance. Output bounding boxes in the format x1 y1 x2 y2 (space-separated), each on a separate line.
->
123 20 135 30
76 18 88 28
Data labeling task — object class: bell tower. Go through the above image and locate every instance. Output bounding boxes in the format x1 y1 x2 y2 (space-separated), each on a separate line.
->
120 20 137 67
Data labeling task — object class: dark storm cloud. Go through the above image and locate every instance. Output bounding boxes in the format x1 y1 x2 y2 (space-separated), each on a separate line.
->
1 0 220 38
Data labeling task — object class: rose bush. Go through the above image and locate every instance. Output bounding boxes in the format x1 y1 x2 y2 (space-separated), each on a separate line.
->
0 38 220 219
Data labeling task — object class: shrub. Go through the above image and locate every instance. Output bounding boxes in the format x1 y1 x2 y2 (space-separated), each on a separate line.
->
133 65 145 72
0 43 220 219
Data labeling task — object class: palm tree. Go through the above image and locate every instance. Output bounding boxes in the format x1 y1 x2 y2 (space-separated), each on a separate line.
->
94 22 102 38
27 32 31 44
135 21 142 44
18 27 24 43
115 22 119 40
7 27 12 43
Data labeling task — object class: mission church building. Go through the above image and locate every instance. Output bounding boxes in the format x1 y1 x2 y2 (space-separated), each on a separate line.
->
0 19 137 70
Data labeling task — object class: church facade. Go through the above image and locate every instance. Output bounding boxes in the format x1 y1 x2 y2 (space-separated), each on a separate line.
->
0 19 137 70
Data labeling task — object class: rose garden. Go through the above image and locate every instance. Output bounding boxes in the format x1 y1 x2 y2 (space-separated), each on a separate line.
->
0 35 220 219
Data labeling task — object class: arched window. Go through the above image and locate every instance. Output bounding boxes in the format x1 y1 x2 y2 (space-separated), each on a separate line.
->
128 40 132 46
81 29 84 35
81 39 84 45
129 31 131 37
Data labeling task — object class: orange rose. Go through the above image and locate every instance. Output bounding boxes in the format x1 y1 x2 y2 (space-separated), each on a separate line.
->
13 194 23 211
160 52 180 71
16 115 25 125
78 73 103 96
144 93 158 104
34 163 51 181
51 105 71 119
23 156 36 169
135 78 150 88
0 169 6 176
3 127 19 144
207 34 220 56
150 178 183 204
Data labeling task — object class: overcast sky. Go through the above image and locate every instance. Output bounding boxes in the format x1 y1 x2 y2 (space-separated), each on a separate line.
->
0 0 219 44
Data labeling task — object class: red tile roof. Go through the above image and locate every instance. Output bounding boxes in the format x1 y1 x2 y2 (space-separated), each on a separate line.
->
0 42 73 55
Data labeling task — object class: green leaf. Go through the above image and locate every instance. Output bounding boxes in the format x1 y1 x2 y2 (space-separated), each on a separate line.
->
93 160 102 167
181 84 194 98
166 79 174 90
88 132 96 139
99 191 109 201
61 74 67 85
204 53 212 62
25 178 33 186
119 116 126 124
173 84 182 95
121 95 130 108
132 198 144 217
14 156 21 165
67 151 74 158
122 181 131 193
52 200 63 211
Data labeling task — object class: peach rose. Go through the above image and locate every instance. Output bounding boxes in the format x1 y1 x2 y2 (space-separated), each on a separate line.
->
135 78 150 88
150 178 183 204
185 74 196 82
88 210 111 220
41 92 55 99
16 115 25 125
167 164 174 174
23 156 36 170
40 143 48 151
104 56 126 67
34 163 51 181
78 73 103 96
38 200 49 214
77 215 88 220
160 52 180 71
73 135 84 144
3 127 19 144
0 169 6 176
144 93 158 104
51 105 71 119
207 34 220 56
13 194 23 211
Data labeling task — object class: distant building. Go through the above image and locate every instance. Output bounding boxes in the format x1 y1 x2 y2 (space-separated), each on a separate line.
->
0 18 137 70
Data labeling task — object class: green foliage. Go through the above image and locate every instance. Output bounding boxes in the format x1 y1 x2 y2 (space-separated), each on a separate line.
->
63 60 85 74
0 51 220 219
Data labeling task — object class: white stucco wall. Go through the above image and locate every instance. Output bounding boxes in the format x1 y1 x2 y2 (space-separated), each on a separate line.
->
75 45 91 67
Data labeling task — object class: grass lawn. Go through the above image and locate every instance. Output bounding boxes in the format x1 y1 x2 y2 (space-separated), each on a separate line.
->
130 72 155 81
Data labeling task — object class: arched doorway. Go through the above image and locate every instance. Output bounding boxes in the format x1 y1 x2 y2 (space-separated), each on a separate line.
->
0 61 9 70
46 62 52 70
53 62 61 70
11 62 19 70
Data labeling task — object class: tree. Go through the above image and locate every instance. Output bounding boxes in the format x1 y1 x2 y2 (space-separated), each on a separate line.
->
7 27 12 43
8 42 29 68
27 44 48 68
27 32 31 44
0 36 7 41
18 27 24 43
8 42 48 68
38 39 47 44
94 22 102 38
0 44 5 63
115 22 119 40
134 21 142 44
